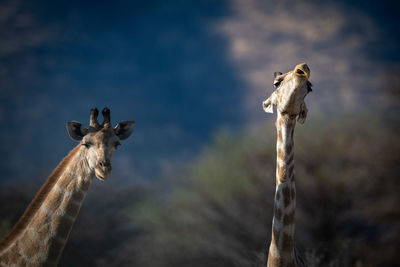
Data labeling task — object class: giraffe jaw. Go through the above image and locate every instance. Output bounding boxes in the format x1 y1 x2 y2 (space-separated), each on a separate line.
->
95 169 110 181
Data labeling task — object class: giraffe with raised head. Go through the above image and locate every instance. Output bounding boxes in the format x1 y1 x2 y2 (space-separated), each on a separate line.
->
262 63 312 267
0 107 135 266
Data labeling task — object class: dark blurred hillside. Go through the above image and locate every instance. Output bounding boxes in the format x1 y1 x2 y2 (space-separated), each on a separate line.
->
0 181 150 266
1 111 398 266
0 0 399 266
124 114 400 267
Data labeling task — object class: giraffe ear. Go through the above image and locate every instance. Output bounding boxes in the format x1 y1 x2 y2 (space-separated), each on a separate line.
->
297 103 308 124
263 91 278 113
263 98 274 113
114 121 135 140
67 121 88 141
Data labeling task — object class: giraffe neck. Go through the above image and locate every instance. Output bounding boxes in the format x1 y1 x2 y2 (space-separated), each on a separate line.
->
0 145 94 267
268 112 297 267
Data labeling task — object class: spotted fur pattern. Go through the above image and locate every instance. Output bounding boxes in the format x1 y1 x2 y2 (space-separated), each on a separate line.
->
265 63 312 267
0 145 94 266
0 108 134 266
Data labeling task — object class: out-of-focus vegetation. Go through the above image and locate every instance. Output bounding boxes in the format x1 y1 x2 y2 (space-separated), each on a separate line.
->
0 0 399 266
0 112 398 267
125 114 400 267
0 183 147 267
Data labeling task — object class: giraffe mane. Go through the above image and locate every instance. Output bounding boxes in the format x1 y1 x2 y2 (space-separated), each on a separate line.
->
0 144 81 251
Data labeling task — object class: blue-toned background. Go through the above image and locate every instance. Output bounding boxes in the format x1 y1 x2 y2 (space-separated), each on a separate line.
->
0 0 399 266
1 0 398 183
1 0 248 182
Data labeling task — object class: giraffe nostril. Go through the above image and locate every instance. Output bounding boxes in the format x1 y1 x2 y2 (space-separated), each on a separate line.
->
98 161 111 169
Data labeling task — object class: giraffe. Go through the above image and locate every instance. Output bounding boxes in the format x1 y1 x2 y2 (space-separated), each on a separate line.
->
262 63 312 267
0 107 135 266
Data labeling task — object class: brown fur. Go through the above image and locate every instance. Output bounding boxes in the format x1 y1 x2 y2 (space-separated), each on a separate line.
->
276 190 281 201
54 215 73 240
1 108 135 266
266 63 311 267
286 142 292 155
0 145 81 251
277 130 282 143
287 154 294 165
283 212 295 225
272 229 280 247
288 165 294 179
278 148 284 160
282 186 291 207
278 163 286 182
275 206 282 221
268 255 280 266
282 232 294 252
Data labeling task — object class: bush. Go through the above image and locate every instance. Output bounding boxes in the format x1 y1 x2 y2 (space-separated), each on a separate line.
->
128 115 400 267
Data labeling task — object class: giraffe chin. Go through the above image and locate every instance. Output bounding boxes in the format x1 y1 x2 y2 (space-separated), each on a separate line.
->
95 170 110 181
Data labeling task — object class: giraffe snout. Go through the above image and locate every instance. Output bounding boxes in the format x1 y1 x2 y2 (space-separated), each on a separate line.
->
98 160 112 173
95 160 112 180
98 160 111 169
294 63 310 79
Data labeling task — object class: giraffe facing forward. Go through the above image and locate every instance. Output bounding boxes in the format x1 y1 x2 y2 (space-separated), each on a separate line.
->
0 108 135 266
263 63 312 267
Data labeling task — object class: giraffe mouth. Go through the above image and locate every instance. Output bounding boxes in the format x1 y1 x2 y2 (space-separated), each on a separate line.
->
95 169 110 180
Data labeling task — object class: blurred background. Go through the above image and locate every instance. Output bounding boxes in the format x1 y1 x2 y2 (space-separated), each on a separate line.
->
0 0 399 266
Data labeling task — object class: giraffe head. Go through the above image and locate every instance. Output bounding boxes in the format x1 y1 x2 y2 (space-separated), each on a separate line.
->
262 63 312 124
66 107 135 180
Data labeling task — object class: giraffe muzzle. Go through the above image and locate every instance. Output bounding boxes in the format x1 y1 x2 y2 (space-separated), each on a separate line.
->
95 161 112 180
294 63 310 79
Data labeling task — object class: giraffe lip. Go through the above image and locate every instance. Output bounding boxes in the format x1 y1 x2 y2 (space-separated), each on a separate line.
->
97 175 105 180
95 169 109 180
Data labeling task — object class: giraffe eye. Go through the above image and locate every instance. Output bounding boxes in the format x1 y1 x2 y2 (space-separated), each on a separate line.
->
273 80 282 88
82 142 92 148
